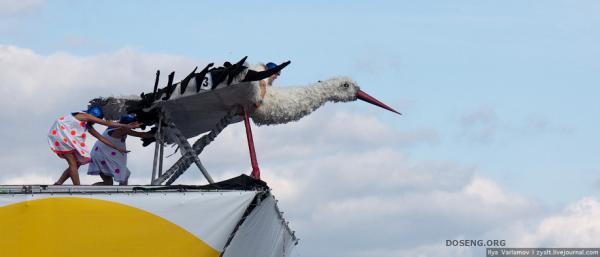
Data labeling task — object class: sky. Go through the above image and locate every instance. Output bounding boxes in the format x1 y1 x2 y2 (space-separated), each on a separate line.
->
1 1 600 257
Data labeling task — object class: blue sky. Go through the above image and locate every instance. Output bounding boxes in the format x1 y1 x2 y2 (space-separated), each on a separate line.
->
2 1 600 256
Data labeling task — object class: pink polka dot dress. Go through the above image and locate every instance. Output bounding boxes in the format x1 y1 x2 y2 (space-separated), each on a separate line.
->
87 128 130 183
47 114 91 165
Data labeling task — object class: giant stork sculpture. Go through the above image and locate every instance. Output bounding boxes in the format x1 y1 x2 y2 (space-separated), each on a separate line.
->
91 57 399 185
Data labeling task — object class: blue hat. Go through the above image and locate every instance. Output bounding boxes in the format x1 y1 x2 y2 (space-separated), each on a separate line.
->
119 114 137 124
86 106 104 119
266 62 277 70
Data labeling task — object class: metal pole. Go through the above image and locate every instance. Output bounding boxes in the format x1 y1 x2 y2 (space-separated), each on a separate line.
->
158 139 164 177
150 115 162 185
243 109 261 180
192 155 214 184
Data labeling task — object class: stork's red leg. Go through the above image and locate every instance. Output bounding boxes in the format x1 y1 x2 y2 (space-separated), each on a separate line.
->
243 109 261 180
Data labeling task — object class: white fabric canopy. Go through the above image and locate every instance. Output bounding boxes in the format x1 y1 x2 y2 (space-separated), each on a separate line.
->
223 194 298 257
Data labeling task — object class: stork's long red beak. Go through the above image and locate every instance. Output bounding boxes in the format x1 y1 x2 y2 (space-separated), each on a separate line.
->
356 90 401 115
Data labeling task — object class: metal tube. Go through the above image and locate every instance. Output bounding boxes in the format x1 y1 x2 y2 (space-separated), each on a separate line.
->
158 139 164 177
192 156 214 184
150 115 162 185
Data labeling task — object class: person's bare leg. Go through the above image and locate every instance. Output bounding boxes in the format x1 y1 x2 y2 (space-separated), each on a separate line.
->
63 153 81 185
93 174 113 186
54 167 70 185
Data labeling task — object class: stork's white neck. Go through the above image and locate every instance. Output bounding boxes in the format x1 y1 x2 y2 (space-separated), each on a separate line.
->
251 77 356 126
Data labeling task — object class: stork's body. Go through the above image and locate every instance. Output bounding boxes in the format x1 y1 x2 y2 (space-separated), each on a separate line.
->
90 58 399 184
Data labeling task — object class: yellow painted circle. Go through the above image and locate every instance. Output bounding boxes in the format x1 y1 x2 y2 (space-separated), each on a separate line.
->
0 197 219 257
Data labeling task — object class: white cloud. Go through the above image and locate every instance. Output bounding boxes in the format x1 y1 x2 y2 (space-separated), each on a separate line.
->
0 45 201 119
516 197 600 247
2 173 53 185
278 169 539 257
0 45 202 183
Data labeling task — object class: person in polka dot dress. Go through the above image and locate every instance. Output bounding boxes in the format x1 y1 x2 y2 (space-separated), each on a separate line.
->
47 106 140 185
88 114 154 185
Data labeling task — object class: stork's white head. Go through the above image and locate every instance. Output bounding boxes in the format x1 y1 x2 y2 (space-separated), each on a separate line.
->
320 76 401 114
320 76 360 103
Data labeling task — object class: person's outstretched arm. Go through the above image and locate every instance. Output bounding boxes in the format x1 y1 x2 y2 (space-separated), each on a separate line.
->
76 113 141 129
88 126 128 153
127 130 155 139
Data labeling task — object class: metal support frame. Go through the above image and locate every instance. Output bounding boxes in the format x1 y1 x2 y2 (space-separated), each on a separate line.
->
168 124 215 184
157 108 239 185
150 110 216 185
149 106 263 185
244 108 261 180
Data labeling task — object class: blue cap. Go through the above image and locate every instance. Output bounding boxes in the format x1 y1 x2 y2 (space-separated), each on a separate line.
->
86 106 104 119
119 114 137 124
266 62 277 70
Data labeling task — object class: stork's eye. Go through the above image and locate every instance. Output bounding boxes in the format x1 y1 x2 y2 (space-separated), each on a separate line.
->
342 83 350 88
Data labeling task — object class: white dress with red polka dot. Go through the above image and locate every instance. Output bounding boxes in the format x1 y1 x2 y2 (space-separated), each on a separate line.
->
87 128 130 183
47 113 91 164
